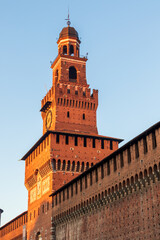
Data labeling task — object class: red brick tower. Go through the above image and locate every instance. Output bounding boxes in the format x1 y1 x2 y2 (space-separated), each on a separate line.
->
22 22 122 240
41 22 98 135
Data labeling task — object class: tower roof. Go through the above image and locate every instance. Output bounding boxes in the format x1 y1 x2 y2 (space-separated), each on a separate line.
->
58 26 80 42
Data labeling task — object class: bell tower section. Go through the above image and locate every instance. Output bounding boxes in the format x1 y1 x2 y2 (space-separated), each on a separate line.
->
41 23 98 135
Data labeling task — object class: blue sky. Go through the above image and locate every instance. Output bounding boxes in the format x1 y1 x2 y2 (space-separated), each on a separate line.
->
0 0 160 225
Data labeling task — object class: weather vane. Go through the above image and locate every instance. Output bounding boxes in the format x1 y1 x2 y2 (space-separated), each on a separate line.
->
65 8 71 26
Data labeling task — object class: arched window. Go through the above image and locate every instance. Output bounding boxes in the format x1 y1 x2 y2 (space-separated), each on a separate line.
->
63 45 67 55
69 45 74 55
69 66 77 82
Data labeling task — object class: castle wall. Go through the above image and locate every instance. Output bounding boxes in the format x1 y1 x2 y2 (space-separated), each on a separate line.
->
0 212 27 240
52 123 160 240
55 181 160 240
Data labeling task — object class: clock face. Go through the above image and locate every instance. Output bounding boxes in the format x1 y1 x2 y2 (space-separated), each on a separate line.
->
46 110 52 130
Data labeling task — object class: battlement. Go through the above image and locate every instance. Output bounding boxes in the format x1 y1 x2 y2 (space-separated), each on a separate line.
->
40 84 98 114
23 131 121 187
50 121 160 220
40 86 54 112
56 83 98 100
0 211 27 239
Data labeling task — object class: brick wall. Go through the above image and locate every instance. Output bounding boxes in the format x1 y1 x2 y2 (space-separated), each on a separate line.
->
0 211 27 240
51 122 160 240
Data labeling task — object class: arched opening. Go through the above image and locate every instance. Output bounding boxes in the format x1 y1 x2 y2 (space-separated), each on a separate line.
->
69 66 77 82
62 160 66 171
67 160 71 171
36 232 42 240
149 167 152 176
71 161 75 171
81 162 84 172
131 176 134 184
63 45 67 55
57 159 61 170
139 171 143 179
86 162 89 170
144 169 147 177
52 159 56 171
154 164 157 172
122 180 125 188
101 191 104 198
135 174 138 182
69 45 74 55
76 161 80 172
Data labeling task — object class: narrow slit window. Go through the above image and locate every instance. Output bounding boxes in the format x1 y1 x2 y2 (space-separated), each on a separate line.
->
92 138 96 148
75 136 78 146
67 188 69 199
152 131 157 149
101 165 104 179
120 152 124 168
90 172 92 185
107 161 110 175
75 182 78 194
101 139 104 149
67 111 70 118
143 137 148 154
110 141 113 150
83 113 85 120
56 134 59 144
95 169 98 182
63 190 65 201
135 142 139 158
65 135 69 145
80 178 82 192
71 185 73 197
127 148 131 163
113 157 117 171
85 175 87 188
84 137 87 147
59 193 61 203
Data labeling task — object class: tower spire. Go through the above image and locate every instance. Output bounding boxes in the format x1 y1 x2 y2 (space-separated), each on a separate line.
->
65 8 71 26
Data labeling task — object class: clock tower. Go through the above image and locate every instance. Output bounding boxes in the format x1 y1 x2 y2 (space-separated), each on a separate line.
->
40 22 98 135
